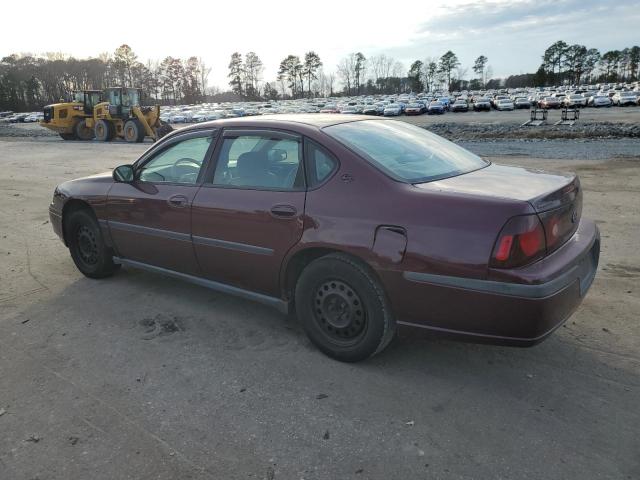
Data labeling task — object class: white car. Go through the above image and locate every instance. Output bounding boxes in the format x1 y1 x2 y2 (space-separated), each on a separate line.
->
169 114 187 123
591 95 612 108
564 94 587 108
613 92 637 106
496 99 515 111
191 111 209 122
383 104 402 116
23 113 42 122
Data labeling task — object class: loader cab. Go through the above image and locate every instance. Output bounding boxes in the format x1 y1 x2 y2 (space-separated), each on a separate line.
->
105 87 141 118
73 90 103 115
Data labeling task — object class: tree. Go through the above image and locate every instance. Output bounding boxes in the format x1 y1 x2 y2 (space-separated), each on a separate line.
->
303 51 322 98
354 52 366 95
600 50 621 81
113 44 137 87
244 52 263 99
336 55 353 95
422 60 438 92
263 82 279 100
227 52 243 96
629 46 640 81
437 51 460 89
407 60 424 92
473 55 488 87
159 56 184 104
278 55 302 98
542 40 568 83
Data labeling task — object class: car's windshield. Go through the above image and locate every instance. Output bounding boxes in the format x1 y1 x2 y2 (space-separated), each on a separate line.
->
324 120 488 183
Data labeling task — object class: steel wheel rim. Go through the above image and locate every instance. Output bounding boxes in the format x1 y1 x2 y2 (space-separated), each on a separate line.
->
96 123 105 138
76 225 98 265
313 279 367 344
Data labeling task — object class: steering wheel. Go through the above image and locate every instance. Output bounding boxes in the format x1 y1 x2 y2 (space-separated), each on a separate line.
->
171 157 201 182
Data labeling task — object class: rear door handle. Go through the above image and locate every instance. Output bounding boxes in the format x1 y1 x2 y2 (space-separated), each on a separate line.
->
270 204 297 218
168 194 189 208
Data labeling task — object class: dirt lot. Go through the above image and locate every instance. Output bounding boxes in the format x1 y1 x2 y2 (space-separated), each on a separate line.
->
0 134 639 479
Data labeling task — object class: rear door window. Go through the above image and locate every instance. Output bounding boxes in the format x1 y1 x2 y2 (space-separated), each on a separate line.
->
211 131 303 190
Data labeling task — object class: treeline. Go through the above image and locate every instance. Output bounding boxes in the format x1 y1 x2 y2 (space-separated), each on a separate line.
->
3 40 639 112
0 45 213 112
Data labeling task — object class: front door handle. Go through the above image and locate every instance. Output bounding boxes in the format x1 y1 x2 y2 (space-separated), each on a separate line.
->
168 194 188 208
270 204 297 218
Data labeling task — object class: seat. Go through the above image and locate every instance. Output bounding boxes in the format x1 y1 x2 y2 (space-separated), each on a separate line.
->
230 151 280 188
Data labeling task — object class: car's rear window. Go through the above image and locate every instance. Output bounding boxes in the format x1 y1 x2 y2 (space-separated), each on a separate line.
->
324 120 488 183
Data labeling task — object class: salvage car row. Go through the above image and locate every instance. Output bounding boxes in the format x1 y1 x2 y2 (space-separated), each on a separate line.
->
156 83 640 123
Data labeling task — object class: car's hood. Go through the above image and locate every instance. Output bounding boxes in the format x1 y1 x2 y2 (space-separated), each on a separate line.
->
415 163 578 211
56 171 113 196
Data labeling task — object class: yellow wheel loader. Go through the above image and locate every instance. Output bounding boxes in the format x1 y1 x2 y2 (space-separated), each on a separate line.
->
88 87 173 143
40 90 102 140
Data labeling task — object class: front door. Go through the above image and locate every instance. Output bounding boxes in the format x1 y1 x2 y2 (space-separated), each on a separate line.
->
107 130 216 275
191 128 306 296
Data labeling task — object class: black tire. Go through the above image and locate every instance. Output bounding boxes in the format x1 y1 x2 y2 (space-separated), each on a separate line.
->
65 209 119 279
155 120 174 141
74 118 95 141
59 133 76 141
295 253 396 362
124 119 145 143
94 120 113 142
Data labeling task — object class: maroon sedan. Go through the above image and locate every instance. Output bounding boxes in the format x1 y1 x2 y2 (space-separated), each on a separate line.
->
49 115 599 362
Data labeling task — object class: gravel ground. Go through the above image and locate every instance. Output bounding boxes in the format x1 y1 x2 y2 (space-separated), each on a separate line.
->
0 135 639 479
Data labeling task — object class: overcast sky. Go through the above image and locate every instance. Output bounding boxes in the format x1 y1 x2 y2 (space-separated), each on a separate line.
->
3 0 638 88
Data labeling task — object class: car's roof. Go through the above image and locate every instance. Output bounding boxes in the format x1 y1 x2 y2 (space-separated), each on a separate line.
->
176 114 378 133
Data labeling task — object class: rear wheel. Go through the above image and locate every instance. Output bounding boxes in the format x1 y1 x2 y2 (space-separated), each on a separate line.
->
295 253 396 362
94 120 113 142
74 119 95 141
65 209 118 278
124 119 145 143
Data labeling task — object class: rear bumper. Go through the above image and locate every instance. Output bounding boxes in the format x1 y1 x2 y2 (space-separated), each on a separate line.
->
386 220 600 346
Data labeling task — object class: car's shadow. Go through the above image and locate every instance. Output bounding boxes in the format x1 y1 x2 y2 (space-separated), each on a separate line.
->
14 264 634 394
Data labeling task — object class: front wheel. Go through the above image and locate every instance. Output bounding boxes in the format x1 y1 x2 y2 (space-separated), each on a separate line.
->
65 209 119 278
124 119 145 143
295 254 396 362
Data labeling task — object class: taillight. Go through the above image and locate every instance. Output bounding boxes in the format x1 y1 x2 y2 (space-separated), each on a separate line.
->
538 195 582 254
490 214 546 269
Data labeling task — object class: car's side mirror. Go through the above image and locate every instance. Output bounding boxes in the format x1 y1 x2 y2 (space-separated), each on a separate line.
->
113 164 135 183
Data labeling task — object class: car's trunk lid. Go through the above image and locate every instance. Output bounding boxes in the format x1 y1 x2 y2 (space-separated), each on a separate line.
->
415 163 582 254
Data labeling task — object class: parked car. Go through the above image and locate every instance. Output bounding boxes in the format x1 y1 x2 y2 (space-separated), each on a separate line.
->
450 100 469 112
514 98 531 109
472 98 492 111
49 115 599 362
383 104 402 116
612 92 637 106
563 94 587 108
590 95 612 108
362 105 380 115
404 103 424 115
319 105 340 113
539 97 561 109
427 101 445 114
495 99 515 111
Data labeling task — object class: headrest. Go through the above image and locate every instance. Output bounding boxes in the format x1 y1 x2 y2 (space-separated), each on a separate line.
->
236 151 265 176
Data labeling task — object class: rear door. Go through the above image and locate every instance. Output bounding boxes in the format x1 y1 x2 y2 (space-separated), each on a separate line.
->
191 128 306 296
107 129 216 274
